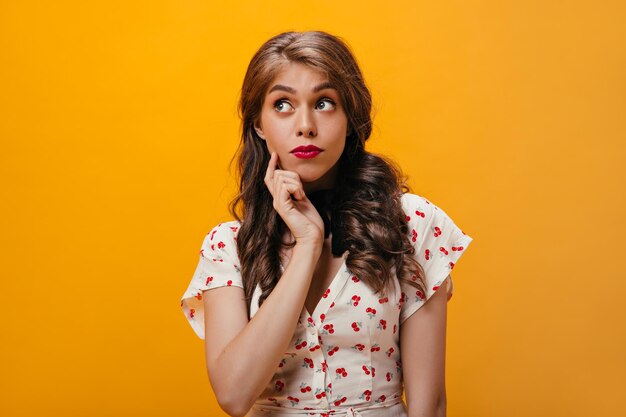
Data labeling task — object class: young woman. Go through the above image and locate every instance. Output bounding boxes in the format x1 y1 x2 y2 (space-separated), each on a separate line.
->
180 31 473 417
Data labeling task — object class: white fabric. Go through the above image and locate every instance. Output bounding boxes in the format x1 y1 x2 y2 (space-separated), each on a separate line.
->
180 192 473 415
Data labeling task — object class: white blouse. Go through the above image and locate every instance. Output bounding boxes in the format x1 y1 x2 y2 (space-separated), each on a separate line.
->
180 192 473 417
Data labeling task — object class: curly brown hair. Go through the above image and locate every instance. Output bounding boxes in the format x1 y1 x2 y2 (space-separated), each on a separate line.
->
226 31 426 318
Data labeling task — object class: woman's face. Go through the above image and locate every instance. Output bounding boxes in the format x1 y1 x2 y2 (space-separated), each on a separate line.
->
254 62 349 194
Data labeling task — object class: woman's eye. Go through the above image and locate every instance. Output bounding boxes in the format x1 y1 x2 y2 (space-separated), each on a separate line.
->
273 100 294 113
316 98 336 111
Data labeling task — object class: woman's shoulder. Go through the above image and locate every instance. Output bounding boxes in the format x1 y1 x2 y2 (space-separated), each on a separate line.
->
400 191 438 218
201 220 242 253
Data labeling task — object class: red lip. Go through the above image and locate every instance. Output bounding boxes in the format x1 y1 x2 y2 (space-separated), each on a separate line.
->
290 145 323 153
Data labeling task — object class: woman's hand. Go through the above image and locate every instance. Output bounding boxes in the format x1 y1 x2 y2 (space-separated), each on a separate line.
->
264 151 325 246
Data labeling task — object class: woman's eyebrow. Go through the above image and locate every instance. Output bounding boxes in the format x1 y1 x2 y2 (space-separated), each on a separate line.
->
267 81 336 94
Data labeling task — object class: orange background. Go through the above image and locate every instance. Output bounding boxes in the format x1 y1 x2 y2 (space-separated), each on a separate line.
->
1 1 625 416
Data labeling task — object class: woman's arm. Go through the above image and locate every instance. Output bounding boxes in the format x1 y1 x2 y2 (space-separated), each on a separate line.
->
202 241 322 417
400 275 450 417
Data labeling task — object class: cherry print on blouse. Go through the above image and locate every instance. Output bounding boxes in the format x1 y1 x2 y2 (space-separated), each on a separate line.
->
303 358 314 369
351 321 363 332
325 381 332 397
377 319 387 330
347 295 361 307
321 360 328 373
319 313 326 323
323 288 331 299
375 394 387 404
286 396 300 406
351 275 360 283
267 397 280 407
411 229 418 242
425 248 431 260
439 246 449 255
362 365 374 376
314 387 327 399
331 394 348 406
275 380 285 392
385 347 395 357
415 208 426 218
335 367 348 379
365 307 377 318
352 343 365 351
378 296 389 304
205 276 213 286
278 358 287 368
393 324 397 334
329 301 335 308
321 323 335 335
308 342 321 352
299 383 312 393
195 291 202 300
433 226 442 237
386 371 393 382
189 308 195 319
370 344 381 352
396 360 403 375
327 345 340 356
295 337 307 350
306 316 316 328
359 389 372 401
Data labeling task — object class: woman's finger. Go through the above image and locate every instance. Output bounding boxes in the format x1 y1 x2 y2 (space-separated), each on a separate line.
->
264 151 278 196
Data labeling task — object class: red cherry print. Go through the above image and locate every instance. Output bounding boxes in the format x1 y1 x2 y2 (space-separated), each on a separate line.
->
199 249 204 257
380 319 387 329
386 372 392 381
205 276 213 286
379 394 386 402
362 365 371 375
307 317 315 325
378 296 388 304
416 289 425 300
425 249 431 260
210 244 215 251
370 344 380 352
278 359 286 368
386 347 395 357
411 229 417 242
406 214 410 221
217 241 225 249
275 380 284 391
209 229 217 240
449 261 455 269
393 324 397 334
322 288 330 298
439 246 449 255
320 313 325 322
303 358 314 368
352 276 360 282
189 308 195 319
321 360 328 372
195 291 202 300
353 343 365 351
372 367 376 377
226 280 232 286
415 209 425 217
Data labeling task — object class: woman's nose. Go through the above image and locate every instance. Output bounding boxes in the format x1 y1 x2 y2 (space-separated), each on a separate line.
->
296 109 317 137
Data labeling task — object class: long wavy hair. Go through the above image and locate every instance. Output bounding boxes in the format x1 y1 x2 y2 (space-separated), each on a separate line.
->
227 31 426 318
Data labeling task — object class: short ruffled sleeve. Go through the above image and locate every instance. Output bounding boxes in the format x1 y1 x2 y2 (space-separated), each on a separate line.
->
399 193 473 325
180 221 243 340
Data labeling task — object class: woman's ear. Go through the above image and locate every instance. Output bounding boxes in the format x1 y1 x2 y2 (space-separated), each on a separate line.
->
253 119 266 140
